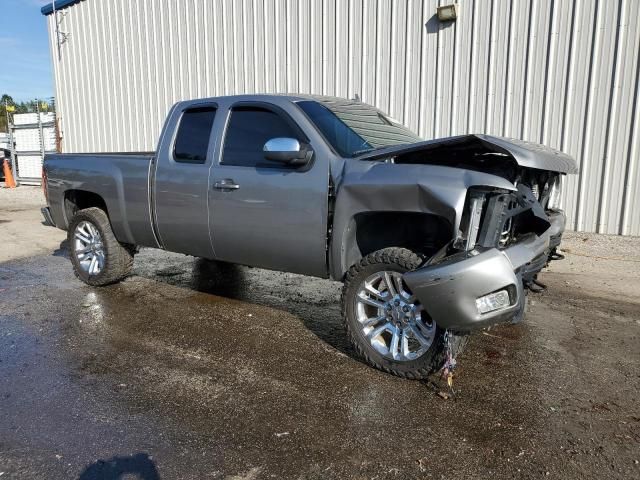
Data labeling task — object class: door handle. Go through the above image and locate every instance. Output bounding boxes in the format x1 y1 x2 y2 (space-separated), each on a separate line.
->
213 179 240 191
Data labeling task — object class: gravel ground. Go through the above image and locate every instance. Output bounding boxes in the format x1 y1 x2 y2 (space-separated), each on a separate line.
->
0 186 65 262
1 186 639 479
0 185 45 208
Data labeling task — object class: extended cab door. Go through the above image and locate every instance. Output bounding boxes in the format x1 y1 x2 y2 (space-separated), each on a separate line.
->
153 103 217 258
209 101 330 277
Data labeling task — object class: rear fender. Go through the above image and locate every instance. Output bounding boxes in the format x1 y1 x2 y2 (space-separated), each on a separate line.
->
45 157 133 243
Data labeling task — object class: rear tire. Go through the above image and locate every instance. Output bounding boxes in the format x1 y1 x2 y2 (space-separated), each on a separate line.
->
67 207 134 286
342 247 447 380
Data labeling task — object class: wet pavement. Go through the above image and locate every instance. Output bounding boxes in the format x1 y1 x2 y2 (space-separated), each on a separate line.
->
1 243 639 479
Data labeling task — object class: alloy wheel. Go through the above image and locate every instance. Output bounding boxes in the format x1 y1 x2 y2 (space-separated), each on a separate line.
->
354 270 436 361
73 221 105 275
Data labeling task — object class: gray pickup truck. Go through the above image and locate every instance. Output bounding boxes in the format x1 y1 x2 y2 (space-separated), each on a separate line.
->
42 94 576 379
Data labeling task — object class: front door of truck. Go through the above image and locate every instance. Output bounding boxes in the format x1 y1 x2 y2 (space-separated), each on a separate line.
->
153 103 217 258
209 101 329 277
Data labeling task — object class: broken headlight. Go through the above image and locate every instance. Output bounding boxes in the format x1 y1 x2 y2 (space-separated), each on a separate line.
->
547 175 563 210
454 189 486 251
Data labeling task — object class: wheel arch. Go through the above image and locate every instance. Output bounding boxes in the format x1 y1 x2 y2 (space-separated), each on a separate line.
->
63 189 110 226
330 210 453 281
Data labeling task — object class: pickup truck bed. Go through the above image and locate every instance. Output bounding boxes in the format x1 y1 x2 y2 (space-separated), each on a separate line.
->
45 153 157 247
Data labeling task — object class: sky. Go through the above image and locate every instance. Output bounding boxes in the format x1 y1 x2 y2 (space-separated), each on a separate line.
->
0 0 54 102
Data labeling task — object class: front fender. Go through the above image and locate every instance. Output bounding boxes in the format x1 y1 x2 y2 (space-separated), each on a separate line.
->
329 161 516 280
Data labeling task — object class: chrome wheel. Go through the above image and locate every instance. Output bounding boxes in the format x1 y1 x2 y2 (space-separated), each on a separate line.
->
73 221 105 275
354 270 436 361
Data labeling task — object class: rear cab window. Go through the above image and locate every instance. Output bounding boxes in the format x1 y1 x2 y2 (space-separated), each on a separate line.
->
174 106 217 164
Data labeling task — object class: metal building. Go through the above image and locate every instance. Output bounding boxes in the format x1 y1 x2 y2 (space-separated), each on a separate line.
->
43 0 640 235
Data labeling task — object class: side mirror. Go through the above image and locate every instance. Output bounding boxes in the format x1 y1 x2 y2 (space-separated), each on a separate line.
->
263 137 312 166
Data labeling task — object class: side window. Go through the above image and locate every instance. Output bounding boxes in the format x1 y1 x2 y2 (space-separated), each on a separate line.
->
174 106 217 164
222 106 300 167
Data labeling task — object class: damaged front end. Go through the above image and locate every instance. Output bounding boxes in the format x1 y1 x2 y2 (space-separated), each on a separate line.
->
404 184 565 331
394 137 576 331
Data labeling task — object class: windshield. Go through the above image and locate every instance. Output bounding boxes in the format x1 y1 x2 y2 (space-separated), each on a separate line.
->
296 99 423 157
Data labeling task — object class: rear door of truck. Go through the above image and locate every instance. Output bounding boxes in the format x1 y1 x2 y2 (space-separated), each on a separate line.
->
153 102 218 258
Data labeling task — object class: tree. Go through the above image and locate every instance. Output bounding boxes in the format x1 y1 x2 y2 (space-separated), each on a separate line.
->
0 94 15 133
0 94 54 132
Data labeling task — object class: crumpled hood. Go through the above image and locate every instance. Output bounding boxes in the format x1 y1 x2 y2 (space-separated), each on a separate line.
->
356 134 578 174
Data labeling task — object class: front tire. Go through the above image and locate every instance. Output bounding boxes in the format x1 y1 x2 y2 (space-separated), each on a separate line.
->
67 207 134 286
342 247 446 379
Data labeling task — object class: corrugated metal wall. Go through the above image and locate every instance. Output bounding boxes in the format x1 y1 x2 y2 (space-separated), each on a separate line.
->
46 0 640 235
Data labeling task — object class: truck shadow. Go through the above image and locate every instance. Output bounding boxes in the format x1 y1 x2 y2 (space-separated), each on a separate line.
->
138 254 354 358
53 239 70 258
195 258 353 357
77 452 160 480
53 242 345 357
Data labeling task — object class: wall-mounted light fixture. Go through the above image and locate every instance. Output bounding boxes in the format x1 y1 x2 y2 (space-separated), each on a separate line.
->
437 3 459 21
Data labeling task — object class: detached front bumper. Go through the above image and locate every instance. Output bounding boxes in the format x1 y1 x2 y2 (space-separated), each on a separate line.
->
403 210 565 331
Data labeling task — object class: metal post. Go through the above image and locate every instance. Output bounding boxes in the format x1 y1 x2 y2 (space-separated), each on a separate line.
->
5 99 16 172
51 96 61 153
3 98 9 133
37 101 45 161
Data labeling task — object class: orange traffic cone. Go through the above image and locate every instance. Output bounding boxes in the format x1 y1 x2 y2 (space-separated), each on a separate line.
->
3 158 16 188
